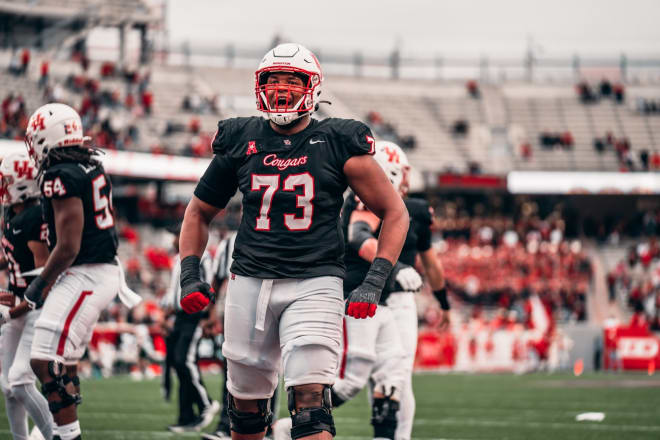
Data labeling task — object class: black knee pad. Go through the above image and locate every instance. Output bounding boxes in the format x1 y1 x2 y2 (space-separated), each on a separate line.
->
371 396 400 439
41 361 82 414
288 385 336 439
227 392 272 434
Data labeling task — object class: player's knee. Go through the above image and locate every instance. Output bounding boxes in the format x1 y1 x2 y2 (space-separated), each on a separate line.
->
371 395 400 440
287 384 335 439
227 392 272 434
38 361 82 414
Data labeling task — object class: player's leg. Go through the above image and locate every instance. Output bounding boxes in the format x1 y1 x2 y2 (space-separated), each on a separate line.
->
31 264 119 440
8 309 53 440
222 275 283 439
331 314 380 406
369 306 406 440
385 292 418 440
2 315 29 439
280 276 344 439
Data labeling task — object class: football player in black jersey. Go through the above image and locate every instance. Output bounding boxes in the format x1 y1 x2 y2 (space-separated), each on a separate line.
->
24 103 123 440
342 141 449 440
0 152 54 440
178 43 409 440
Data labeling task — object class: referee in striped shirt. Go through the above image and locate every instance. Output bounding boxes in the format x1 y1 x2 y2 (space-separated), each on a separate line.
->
164 223 219 433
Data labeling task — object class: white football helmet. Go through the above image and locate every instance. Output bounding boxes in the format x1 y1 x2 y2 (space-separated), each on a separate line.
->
255 43 323 126
25 103 90 169
374 141 411 195
0 152 39 206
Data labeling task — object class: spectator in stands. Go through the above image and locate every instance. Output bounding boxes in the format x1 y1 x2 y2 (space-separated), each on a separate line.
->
593 138 606 153
651 152 660 170
141 90 153 115
39 60 49 88
613 83 625 103
521 141 532 160
560 131 574 150
466 80 480 99
640 149 650 171
400 134 416 150
599 79 612 97
19 48 30 75
576 81 596 103
452 119 469 137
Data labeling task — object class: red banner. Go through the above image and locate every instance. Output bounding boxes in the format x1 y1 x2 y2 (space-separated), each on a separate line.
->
604 325 660 371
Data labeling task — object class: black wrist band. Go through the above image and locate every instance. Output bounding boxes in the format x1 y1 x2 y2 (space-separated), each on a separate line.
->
180 255 201 287
433 287 450 310
363 257 394 290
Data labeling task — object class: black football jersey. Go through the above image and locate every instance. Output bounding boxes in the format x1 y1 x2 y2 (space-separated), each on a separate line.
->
342 194 433 300
194 116 375 279
40 160 118 266
1 203 46 298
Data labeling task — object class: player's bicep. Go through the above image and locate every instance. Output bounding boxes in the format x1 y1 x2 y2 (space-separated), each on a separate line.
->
52 197 84 253
344 154 401 219
188 195 222 225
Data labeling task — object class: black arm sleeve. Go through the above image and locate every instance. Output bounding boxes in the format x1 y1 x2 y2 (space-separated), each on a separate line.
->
347 220 376 253
193 155 238 209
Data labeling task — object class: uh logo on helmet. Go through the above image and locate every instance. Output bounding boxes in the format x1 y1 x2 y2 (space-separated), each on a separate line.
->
373 141 411 196
255 43 323 126
24 103 90 169
0 152 39 206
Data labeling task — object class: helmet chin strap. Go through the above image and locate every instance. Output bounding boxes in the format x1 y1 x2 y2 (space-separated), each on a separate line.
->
270 113 309 129
264 92 309 126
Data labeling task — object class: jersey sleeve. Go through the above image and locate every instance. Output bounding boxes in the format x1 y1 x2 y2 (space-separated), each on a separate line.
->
336 120 376 165
41 166 83 200
194 154 238 209
211 119 234 155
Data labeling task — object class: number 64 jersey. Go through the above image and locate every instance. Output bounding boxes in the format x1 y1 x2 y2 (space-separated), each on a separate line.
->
40 160 118 265
194 117 376 279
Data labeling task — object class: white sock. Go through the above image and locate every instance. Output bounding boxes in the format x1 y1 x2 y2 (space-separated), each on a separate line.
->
13 383 53 440
58 420 81 440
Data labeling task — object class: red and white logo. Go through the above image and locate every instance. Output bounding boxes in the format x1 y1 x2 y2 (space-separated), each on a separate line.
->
384 146 400 164
31 113 45 131
246 141 258 156
13 160 34 179
263 154 308 171
618 337 659 359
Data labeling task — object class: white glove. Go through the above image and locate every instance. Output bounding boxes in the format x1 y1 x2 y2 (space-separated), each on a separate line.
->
0 305 10 326
394 265 423 291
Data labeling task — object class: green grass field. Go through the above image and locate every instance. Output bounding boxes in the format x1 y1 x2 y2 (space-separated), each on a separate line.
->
1 372 659 439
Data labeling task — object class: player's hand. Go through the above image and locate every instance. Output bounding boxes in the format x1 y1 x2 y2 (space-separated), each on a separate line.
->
346 283 381 319
24 276 47 310
0 305 10 325
0 291 15 307
391 262 423 291
346 257 393 319
179 255 215 314
180 281 215 314
437 309 450 332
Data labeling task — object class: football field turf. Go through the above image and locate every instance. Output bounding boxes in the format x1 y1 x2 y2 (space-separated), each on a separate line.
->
1 372 659 439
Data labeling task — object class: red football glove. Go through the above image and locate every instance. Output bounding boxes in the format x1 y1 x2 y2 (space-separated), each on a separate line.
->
179 255 215 314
